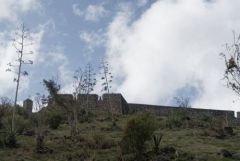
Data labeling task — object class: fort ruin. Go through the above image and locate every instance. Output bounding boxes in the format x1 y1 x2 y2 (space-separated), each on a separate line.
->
23 93 240 119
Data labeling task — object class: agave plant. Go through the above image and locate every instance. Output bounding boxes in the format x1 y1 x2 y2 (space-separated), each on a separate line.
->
152 134 163 153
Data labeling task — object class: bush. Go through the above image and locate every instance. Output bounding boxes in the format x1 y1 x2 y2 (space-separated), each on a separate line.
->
0 134 5 148
86 133 116 149
165 110 190 129
79 110 94 123
94 133 115 149
15 116 31 134
152 134 163 153
120 113 158 159
48 112 63 129
4 131 17 148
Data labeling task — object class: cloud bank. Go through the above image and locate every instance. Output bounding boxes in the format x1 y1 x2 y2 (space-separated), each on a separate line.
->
106 0 240 112
0 26 44 97
72 3 108 22
0 0 41 21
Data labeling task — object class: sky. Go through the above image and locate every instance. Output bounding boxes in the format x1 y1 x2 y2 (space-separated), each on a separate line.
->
0 0 240 113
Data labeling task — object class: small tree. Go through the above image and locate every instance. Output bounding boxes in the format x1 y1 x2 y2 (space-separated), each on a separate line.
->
0 97 13 108
42 79 79 134
6 23 34 132
34 93 47 153
72 68 88 135
121 113 157 160
220 32 240 96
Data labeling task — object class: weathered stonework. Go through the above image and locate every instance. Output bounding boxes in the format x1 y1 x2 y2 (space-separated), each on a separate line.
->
128 103 235 119
23 98 33 117
78 94 98 109
24 93 239 119
237 112 240 119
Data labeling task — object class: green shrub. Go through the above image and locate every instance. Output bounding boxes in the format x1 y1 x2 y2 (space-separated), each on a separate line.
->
4 131 17 148
48 112 63 129
15 116 31 134
152 134 163 153
86 133 115 149
165 110 189 129
0 134 5 148
120 113 158 159
16 106 26 117
79 111 94 123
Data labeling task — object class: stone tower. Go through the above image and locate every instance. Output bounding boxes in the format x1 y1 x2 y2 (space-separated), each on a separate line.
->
23 98 33 117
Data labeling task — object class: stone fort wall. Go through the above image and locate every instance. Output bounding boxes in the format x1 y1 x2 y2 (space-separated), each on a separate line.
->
23 93 239 119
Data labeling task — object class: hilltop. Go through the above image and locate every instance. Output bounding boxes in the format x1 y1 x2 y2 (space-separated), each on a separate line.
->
0 100 240 161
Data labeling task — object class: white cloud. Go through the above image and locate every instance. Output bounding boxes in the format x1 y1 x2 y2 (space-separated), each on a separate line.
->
106 0 240 112
72 4 83 17
0 0 41 21
44 48 73 94
137 0 148 7
0 25 44 98
72 3 108 21
79 30 105 53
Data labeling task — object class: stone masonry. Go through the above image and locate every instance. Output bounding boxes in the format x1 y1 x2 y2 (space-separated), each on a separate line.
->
24 93 239 119
23 98 33 118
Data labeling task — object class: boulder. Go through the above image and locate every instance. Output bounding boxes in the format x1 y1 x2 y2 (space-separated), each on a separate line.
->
223 127 234 136
232 153 240 160
218 149 232 158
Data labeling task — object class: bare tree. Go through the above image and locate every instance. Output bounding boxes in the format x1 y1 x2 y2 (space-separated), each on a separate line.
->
100 60 114 119
6 23 33 132
0 97 13 108
174 96 191 108
220 32 240 96
34 93 48 153
72 68 87 135
83 63 96 111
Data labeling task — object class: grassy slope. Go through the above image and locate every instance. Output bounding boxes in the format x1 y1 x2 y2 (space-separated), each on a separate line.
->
0 112 240 161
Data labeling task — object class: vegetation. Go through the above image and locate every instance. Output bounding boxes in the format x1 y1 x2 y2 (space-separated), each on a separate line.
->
1 99 240 161
120 113 158 160
1 34 240 160
47 112 63 130
6 23 34 133
221 32 240 96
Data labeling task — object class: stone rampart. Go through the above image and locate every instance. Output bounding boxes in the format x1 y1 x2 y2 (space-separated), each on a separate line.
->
24 93 239 119
23 98 33 118
128 103 235 119
78 94 98 109
101 94 129 114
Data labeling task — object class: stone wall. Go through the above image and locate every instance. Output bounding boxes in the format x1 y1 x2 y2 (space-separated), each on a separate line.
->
237 112 240 119
128 103 235 119
78 94 98 109
101 94 129 114
24 93 239 119
23 98 33 118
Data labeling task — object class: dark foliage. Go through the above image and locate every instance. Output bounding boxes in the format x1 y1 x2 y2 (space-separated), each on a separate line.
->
4 131 17 148
47 112 63 129
121 113 157 159
43 79 60 98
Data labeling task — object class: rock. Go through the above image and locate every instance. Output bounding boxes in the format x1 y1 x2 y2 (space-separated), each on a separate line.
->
215 129 226 139
232 153 240 160
160 145 176 154
218 149 232 158
223 127 234 136
22 130 35 136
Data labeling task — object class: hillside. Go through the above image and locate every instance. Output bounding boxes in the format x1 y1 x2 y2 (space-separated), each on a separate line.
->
1 105 240 161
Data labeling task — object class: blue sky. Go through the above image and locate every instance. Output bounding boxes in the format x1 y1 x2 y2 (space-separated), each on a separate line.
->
1 0 240 112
